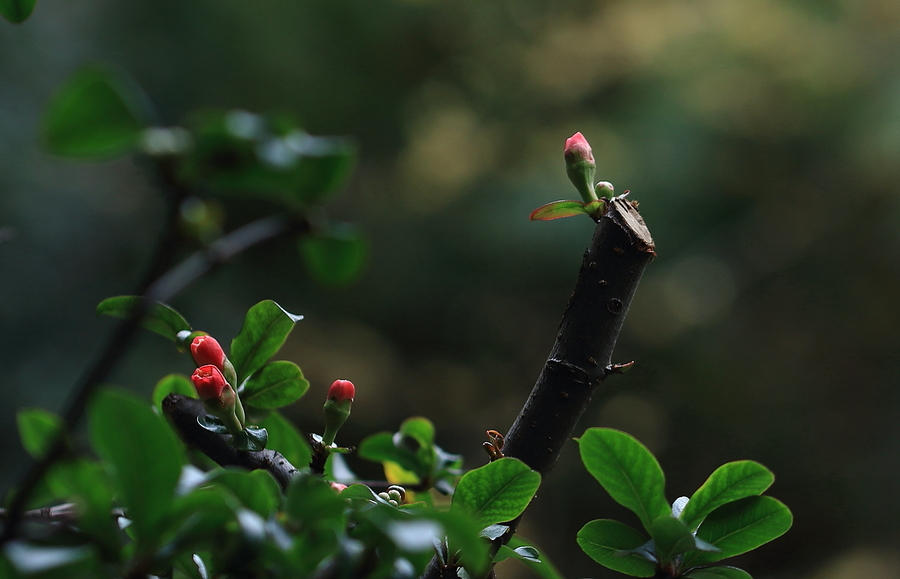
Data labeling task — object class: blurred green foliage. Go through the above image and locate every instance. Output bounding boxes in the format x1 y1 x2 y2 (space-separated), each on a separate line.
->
2 0 900 577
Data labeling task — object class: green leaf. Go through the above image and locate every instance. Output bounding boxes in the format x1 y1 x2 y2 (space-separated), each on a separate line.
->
96 296 191 342
241 360 309 409
88 388 184 544
197 415 228 434
0 0 36 23
152 374 197 414
399 416 435 448
359 432 423 474
285 474 345 526
17 408 63 459
679 461 774 531
43 66 147 158
230 300 303 383
682 496 793 568
576 519 656 577
649 516 697 567
299 225 367 286
258 411 312 469
208 469 280 517
578 428 669 531
529 200 588 221
430 509 491 577
506 536 566 579
495 544 541 563
232 426 268 452
451 457 541 529
687 566 753 579
167 486 238 550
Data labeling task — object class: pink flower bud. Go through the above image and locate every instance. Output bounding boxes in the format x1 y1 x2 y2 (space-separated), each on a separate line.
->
327 379 355 403
330 482 348 493
564 132 594 166
191 364 230 401
191 335 226 369
564 132 598 203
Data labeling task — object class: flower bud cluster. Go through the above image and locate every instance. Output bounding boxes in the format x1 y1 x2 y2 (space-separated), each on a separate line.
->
377 485 406 507
188 334 245 437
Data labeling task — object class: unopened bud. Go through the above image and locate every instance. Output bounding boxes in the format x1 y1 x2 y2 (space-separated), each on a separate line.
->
594 181 614 199
191 364 230 401
191 335 226 369
322 379 355 446
564 132 597 203
327 379 355 404
191 364 245 436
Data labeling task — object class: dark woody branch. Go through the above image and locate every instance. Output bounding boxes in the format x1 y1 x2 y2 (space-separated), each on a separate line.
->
162 394 301 491
422 197 655 579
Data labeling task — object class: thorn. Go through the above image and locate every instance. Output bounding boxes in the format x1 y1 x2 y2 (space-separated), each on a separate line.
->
606 361 635 374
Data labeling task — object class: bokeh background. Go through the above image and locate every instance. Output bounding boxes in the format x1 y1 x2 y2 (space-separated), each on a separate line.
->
3 0 900 577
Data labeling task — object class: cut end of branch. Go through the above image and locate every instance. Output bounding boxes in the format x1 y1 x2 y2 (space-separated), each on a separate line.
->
608 197 655 255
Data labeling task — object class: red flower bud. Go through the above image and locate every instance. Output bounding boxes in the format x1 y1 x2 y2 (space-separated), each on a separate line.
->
191 364 230 401
564 132 594 166
327 379 355 403
191 335 226 369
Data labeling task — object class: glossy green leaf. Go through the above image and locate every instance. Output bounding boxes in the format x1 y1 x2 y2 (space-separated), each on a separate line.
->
495 544 541 563
576 519 656 577
0 0 36 23
399 416 435 447
529 200 588 221
17 408 63 459
43 66 147 158
96 296 191 342
208 469 280 517
360 419 431 475
258 410 312 469
649 516 697 567
359 432 423 475
89 388 184 544
241 360 309 409
687 566 753 579
682 496 793 567
578 428 669 531
506 536 566 579
679 461 774 531
451 457 540 528
299 225 367 286
152 374 197 413
232 426 268 452
230 300 303 383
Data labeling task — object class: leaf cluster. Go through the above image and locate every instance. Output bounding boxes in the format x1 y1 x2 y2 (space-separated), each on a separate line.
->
576 428 792 579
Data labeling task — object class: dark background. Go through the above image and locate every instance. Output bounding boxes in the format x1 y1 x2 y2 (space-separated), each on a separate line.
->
3 1 900 577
